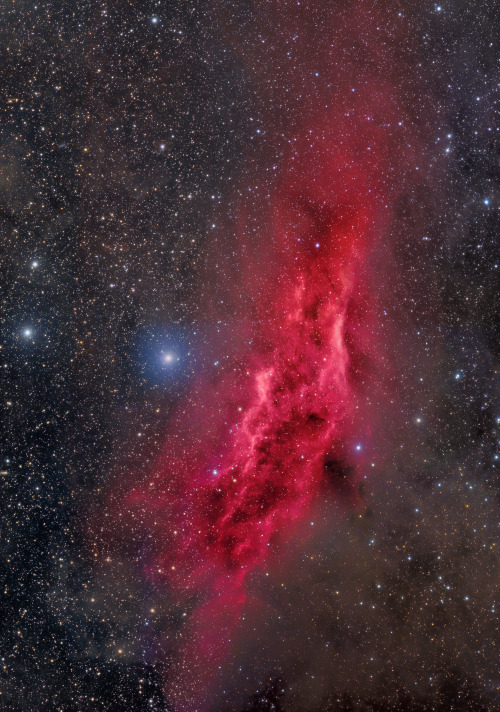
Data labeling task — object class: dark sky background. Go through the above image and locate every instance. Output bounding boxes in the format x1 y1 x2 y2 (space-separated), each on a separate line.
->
1 1 500 711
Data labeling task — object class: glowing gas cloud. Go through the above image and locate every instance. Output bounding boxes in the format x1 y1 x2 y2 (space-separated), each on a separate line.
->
121 2 428 709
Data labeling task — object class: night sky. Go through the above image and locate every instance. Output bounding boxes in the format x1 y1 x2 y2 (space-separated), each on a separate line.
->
1 1 500 711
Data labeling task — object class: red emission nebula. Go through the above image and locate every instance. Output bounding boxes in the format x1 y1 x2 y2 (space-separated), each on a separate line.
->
117 3 425 710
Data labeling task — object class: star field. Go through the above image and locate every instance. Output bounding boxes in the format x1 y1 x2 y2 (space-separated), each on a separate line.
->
1 1 500 711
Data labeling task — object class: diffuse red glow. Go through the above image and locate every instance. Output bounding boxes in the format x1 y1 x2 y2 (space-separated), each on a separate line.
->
137 120 391 709
156 107 390 587
121 4 422 709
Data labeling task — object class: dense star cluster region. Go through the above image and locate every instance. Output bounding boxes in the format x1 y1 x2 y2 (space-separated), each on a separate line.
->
1 1 500 712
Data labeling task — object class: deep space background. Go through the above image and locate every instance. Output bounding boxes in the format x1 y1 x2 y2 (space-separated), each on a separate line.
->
1 1 500 710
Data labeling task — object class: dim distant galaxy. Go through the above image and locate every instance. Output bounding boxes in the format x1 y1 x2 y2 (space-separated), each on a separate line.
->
1 1 500 712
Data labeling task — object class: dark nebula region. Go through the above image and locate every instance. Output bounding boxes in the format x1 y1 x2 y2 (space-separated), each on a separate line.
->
121 3 435 709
